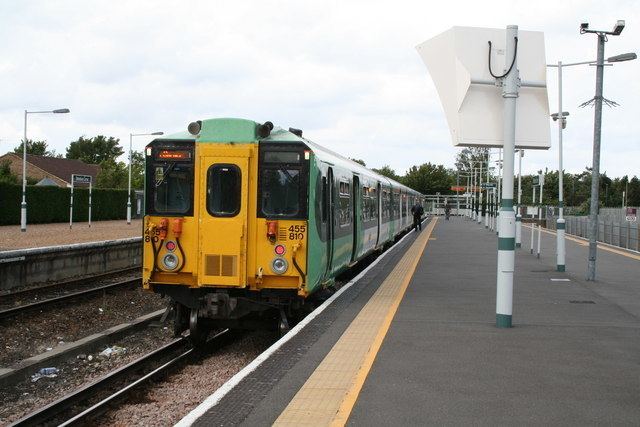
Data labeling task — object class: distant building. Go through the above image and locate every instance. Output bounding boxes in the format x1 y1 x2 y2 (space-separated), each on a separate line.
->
0 153 100 187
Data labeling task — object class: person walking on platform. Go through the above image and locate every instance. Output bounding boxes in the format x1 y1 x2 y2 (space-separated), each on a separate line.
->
445 204 451 220
411 202 424 231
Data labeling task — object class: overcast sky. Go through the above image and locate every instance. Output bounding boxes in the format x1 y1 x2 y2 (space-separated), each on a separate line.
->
0 0 638 178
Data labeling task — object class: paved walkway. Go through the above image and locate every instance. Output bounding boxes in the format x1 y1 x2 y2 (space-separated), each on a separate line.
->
182 216 640 426
0 220 142 251
349 217 640 425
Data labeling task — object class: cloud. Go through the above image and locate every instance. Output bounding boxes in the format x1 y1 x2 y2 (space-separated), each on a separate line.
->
0 0 638 178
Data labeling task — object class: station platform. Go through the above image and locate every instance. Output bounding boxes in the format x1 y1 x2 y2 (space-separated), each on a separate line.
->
178 215 640 426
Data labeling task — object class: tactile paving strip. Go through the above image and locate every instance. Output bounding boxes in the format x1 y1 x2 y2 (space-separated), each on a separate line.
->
274 218 437 426
191 224 421 427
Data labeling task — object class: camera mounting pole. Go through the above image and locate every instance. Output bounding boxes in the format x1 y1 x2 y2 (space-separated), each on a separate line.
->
494 25 519 328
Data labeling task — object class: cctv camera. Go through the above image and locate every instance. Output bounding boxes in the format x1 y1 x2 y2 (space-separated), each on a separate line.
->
612 20 625 35
580 22 589 31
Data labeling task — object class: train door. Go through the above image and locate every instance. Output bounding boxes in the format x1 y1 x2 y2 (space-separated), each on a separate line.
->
351 175 360 262
400 191 404 228
199 154 249 287
376 182 381 247
324 167 335 276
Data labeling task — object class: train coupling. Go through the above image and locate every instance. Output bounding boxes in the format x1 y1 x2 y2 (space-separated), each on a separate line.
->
199 292 238 318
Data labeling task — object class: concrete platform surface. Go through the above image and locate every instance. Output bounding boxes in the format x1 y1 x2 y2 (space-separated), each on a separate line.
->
350 217 640 425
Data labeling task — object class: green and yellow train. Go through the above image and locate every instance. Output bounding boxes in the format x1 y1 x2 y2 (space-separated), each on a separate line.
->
143 118 424 342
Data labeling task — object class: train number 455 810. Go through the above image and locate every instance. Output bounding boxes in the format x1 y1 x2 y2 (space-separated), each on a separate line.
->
288 225 306 240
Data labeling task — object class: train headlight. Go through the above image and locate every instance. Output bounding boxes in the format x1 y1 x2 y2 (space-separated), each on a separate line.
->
271 257 288 275
162 253 179 271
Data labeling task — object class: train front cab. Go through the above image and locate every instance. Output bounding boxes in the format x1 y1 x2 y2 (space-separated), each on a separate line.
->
142 123 310 341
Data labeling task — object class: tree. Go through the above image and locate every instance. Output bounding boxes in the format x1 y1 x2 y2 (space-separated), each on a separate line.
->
402 163 455 194
130 151 145 190
349 158 366 167
66 135 123 164
371 165 401 181
627 176 640 206
13 139 60 157
455 147 488 172
0 160 19 184
96 159 128 189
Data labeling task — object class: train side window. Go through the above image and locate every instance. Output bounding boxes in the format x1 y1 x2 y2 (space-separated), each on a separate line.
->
207 164 241 217
338 179 351 227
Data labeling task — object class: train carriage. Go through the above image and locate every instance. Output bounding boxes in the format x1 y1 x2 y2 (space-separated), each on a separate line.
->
142 118 423 343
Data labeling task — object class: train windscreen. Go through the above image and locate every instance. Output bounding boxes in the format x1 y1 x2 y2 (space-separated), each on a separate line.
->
145 141 195 216
258 143 308 219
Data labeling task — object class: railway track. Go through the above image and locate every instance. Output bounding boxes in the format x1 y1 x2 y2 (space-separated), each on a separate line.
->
9 330 233 427
1 267 139 301
0 276 141 320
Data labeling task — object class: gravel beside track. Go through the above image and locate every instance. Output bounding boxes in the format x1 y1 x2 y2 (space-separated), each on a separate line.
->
99 331 276 427
0 326 175 425
0 287 167 366
0 219 143 251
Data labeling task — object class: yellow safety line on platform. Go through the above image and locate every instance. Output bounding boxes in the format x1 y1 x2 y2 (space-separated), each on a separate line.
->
273 218 438 427
524 224 640 261
523 224 588 246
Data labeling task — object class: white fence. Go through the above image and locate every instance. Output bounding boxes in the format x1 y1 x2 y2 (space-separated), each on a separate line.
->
545 207 639 252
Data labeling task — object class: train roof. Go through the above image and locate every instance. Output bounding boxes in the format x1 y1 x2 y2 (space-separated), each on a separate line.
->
264 127 419 195
154 130 195 141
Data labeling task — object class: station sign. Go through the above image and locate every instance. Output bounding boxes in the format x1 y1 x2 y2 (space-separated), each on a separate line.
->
626 207 637 222
481 182 496 189
72 174 92 185
70 174 93 229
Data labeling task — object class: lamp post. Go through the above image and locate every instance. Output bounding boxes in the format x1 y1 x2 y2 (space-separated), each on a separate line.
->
477 158 483 225
580 20 635 281
21 108 70 232
127 131 163 224
547 50 635 273
485 150 491 229
549 58 570 271
515 150 523 248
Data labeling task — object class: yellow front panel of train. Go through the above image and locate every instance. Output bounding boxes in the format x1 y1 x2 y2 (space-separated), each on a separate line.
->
198 149 250 287
254 218 307 294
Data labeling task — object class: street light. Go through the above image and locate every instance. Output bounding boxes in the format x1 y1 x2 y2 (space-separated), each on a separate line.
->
127 131 163 224
547 49 635 273
579 20 635 281
21 108 70 232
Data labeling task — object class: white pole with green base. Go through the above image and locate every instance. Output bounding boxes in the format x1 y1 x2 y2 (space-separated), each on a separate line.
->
496 25 519 329
478 161 483 224
531 185 536 254
485 151 490 228
555 62 566 272
515 150 523 247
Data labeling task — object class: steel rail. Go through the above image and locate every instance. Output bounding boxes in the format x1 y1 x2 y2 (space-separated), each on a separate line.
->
0 278 141 320
10 330 231 427
1 267 140 300
9 337 190 427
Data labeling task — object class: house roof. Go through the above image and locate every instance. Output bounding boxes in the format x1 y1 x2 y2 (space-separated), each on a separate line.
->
25 154 100 184
36 177 60 186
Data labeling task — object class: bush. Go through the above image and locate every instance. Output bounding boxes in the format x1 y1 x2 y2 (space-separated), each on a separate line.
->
0 183 132 225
